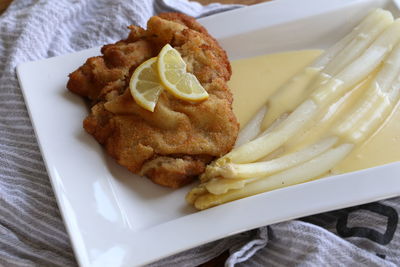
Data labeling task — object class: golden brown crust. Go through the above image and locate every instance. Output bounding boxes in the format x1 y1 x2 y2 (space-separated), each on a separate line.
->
140 155 212 188
158 13 209 34
67 13 239 188
67 38 153 101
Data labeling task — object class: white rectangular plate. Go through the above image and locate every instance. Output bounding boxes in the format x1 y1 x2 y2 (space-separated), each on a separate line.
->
17 0 400 266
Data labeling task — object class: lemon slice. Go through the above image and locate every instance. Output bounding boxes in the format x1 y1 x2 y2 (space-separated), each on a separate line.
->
130 57 164 112
157 44 209 102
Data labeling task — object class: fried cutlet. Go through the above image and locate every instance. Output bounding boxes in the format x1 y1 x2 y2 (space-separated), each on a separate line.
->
67 13 239 188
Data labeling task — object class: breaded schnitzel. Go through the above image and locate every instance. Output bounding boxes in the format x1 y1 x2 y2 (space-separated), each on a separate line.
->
67 13 239 188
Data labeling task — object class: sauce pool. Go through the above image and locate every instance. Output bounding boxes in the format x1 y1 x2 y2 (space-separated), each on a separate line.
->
228 50 400 174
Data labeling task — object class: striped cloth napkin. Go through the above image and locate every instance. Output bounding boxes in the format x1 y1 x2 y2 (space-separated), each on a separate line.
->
1 0 400 266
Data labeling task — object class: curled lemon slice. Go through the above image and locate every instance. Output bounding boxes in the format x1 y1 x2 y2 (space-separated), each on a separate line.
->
157 44 209 102
130 57 164 112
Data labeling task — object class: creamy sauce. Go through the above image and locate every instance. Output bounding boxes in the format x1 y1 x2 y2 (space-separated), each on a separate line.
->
228 50 400 174
229 50 321 127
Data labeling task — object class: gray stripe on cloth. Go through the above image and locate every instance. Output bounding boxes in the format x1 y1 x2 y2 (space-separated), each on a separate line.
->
1 0 400 266
154 0 242 18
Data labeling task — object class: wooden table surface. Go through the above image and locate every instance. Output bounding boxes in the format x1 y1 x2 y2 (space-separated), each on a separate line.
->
0 0 269 266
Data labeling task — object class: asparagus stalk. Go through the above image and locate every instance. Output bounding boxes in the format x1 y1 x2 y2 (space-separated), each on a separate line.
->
262 9 393 129
193 36 400 209
334 41 400 142
350 99 393 142
312 8 393 69
186 184 207 205
187 9 400 210
235 105 267 147
261 67 320 129
312 19 400 105
203 26 400 201
208 137 338 180
321 9 393 76
194 144 354 210
218 99 317 164
216 18 400 166
205 177 257 195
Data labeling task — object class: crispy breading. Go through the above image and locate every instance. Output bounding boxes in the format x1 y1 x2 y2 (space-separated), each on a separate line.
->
67 13 239 188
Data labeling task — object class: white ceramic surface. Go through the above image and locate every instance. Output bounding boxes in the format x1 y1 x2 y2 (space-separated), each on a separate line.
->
16 0 400 266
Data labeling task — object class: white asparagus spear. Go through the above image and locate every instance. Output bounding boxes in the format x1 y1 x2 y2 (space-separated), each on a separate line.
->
335 87 389 141
194 45 400 205
262 9 393 129
235 105 267 147
312 19 400 105
335 41 400 142
313 8 393 69
205 177 258 195
197 33 400 207
321 9 393 76
187 9 400 210
261 67 320 129
186 184 207 205
220 19 400 165
209 24 400 193
208 137 338 180
195 144 354 210
350 99 393 142
217 99 317 164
